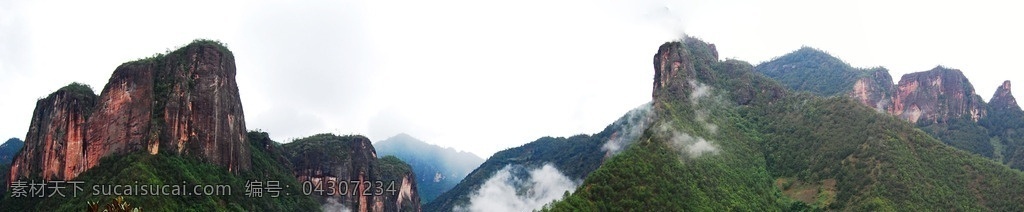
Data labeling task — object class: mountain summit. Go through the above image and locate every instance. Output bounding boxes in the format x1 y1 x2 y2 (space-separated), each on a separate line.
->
990 80 1019 111
891 66 987 124
9 40 250 183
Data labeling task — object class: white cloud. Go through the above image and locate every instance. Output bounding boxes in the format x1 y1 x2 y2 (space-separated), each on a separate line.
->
321 197 351 212
455 164 578 212
658 122 720 158
602 103 654 156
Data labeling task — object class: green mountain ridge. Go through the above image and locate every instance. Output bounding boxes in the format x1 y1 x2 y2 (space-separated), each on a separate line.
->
757 47 1024 171
754 47 878 97
542 37 1024 211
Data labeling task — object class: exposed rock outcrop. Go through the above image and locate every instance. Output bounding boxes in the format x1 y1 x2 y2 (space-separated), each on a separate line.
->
284 134 420 212
848 68 896 112
890 66 987 123
989 80 1019 111
9 40 251 183
8 83 96 181
652 41 697 104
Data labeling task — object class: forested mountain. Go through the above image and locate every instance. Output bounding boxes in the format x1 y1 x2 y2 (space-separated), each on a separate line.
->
755 47 870 97
540 37 1024 211
756 47 1024 171
374 134 483 204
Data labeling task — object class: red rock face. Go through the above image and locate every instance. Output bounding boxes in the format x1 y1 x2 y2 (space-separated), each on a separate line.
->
85 62 156 171
9 87 97 182
10 41 251 183
848 68 895 112
890 67 986 123
989 80 1019 111
155 44 249 173
652 41 694 103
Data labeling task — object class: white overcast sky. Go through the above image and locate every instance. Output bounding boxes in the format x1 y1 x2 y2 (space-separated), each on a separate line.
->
1 0 1022 158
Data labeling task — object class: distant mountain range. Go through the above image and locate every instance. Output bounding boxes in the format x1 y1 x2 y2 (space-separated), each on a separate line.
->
0 138 23 165
373 134 483 204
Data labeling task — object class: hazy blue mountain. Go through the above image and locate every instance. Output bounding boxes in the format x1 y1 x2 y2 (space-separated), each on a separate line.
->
0 138 24 165
374 134 484 204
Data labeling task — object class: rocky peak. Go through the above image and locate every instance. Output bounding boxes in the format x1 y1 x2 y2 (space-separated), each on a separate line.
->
9 83 97 181
284 134 421 212
652 38 720 106
653 41 696 103
890 66 987 123
10 40 251 183
848 68 896 112
990 80 1020 111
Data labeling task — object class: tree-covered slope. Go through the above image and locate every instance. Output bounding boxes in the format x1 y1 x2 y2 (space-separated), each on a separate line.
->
756 45 1024 172
546 37 1024 211
755 47 866 97
374 134 483 204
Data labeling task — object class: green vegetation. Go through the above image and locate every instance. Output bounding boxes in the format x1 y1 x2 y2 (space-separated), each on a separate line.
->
544 38 1024 211
0 131 318 211
755 47 869 97
280 133 361 169
981 102 1024 170
753 95 1024 210
87 196 141 212
917 117 994 158
55 82 97 100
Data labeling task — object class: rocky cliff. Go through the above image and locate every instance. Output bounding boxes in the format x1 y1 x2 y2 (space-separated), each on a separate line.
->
652 41 698 104
9 40 251 183
85 40 250 173
848 68 895 112
890 66 987 124
8 83 97 181
283 134 420 212
989 81 1019 111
